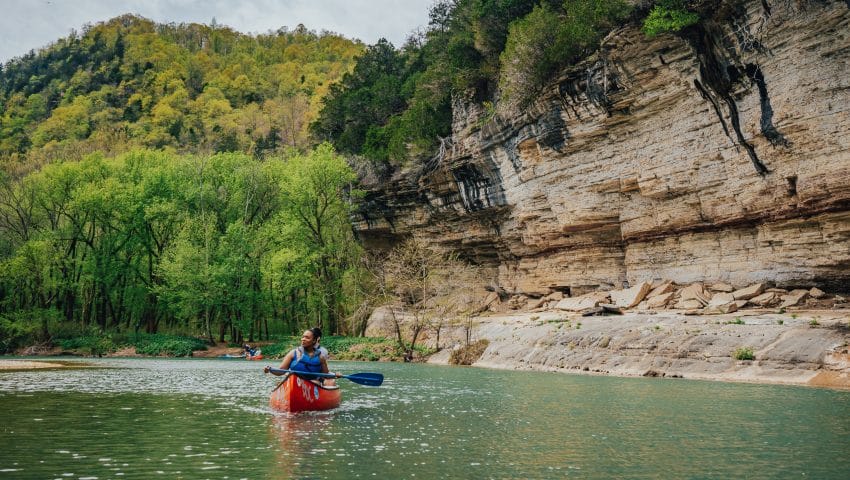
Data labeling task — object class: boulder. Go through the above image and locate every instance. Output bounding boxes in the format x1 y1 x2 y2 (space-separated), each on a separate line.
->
545 291 565 301
708 282 735 293
708 292 735 306
647 281 675 298
748 291 778 307
679 283 710 305
647 291 675 309
732 283 766 301
704 302 739 315
704 292 738 314
610 281 653 309
482 291 500 309
781 289 810 308
526 297 546 310
555 292 611 312
809 287 825 299
676 299 706 310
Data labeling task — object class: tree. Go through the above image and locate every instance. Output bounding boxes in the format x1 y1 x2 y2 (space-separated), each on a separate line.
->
376 238 483 360
275 143 360 334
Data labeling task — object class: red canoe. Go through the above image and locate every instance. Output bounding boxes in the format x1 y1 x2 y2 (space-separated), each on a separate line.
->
269 374 341 413
246 354 264 360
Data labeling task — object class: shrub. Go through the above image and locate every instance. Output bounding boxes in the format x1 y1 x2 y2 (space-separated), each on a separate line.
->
642 0 700 37
733 347 755 361
262 335 398 360
0 314 41 354
499 0 631 108
130 334 207 357
57 335 118 356
449 339 490 365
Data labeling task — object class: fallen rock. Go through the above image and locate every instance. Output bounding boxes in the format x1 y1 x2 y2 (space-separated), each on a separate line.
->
647 291 675 309
809 287 825 299
704 302 739 315
703 292 739 314
732 283 766 301
781 289 810 308
647 281 675 298
708 292 735 306
545 291 565 301
748 291 779 307
708 282 735 293
555 292 611 312
610 281 652 309
482 292 500 308
526 297 546 310
676 299 706 310
679 283 710 305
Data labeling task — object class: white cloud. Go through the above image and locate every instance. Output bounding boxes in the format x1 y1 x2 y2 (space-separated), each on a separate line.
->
0 0 434 63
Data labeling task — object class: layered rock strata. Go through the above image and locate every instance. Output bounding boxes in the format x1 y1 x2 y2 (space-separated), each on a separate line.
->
353 0 850 296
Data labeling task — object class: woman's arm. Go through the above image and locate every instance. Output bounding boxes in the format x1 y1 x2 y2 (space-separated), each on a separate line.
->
264 351 294 374
319 355 330 374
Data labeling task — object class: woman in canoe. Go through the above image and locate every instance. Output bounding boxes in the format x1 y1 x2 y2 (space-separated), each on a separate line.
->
265 327 339 385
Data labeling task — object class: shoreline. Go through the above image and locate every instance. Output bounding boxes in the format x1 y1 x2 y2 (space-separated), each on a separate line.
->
0 360 74 370
6 308 849 390
418 309 850 390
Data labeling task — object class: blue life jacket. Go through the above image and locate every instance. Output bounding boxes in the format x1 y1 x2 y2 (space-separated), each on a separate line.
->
289 346 322 373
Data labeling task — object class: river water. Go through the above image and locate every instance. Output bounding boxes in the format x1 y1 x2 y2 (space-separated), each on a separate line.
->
0 358 848 479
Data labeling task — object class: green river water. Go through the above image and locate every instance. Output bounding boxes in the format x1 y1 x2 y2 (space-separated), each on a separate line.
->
0 358 848 479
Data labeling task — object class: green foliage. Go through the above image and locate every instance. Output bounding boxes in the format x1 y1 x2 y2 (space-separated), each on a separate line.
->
262 335 397 361
130 333 207 356
0 15 363 161
642 0 700 37
809 318 819 327
57 335 118 356
733 347 755 361
0 313 42 353
0 146 365 347
499 0 631 108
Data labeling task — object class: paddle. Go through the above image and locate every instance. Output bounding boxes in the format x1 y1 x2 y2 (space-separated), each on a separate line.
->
267 367 384 387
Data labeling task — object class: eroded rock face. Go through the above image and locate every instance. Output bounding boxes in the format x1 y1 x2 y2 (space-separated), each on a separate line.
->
353 1 850 295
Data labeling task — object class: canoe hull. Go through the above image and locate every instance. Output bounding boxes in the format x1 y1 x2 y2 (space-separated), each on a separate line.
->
246 354 264 360
269 374 341 413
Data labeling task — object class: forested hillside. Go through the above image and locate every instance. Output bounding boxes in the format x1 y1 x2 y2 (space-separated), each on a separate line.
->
0 15 367 350
0 14 363 169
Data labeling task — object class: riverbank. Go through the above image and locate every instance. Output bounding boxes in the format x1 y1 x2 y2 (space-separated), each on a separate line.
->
418 309 850 389
0 360 72 370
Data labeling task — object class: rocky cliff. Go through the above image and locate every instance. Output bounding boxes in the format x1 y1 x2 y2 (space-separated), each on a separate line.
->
353 0 850 297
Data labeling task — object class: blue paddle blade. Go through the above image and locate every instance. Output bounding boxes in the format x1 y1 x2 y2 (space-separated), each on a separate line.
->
344 373 383 387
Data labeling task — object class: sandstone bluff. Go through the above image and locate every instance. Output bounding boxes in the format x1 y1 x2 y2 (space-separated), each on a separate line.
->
357 0 850 387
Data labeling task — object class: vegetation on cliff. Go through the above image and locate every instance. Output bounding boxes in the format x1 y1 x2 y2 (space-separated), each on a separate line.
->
312 0 706 167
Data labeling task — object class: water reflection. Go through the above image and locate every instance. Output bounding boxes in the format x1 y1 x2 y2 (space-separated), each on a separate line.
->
0 358 848 479
269 412 336 478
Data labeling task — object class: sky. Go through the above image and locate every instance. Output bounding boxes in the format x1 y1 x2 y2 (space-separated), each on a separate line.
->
0 0 436 63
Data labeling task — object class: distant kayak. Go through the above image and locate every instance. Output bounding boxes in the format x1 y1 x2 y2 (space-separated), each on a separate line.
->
269 373 341 413
246 354 264 360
